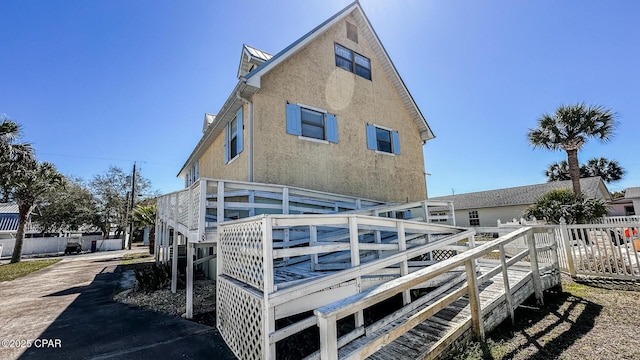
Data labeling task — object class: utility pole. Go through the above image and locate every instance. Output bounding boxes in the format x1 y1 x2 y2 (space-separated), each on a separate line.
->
128 162 136 250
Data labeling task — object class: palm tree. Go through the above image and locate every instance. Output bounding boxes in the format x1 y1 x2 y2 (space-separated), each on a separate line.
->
10 161 64 263
544 157 624 184
0 118 34 202
582 157 625 183
528 103 617 196
544 161 572 181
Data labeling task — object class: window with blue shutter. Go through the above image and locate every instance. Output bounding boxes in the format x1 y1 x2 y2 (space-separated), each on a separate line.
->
366 124 401 155
286 103 338 143
225 107 244 163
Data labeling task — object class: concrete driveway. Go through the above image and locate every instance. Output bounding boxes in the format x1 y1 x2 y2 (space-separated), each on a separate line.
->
0 251 236 359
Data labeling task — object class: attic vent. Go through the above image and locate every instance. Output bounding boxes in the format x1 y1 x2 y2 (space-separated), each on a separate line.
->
346 21 358 43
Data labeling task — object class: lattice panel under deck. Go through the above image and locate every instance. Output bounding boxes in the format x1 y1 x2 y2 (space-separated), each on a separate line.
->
178 191 189 226
191 182 200 230
432 249 457 261
220 220 265 291
217 277 264 360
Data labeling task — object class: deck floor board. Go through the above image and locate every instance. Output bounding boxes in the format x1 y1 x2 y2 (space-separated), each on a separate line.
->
333 260 555 359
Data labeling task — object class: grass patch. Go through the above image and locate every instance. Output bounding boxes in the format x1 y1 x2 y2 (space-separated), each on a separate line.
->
121 252 153 265
0 259 61 282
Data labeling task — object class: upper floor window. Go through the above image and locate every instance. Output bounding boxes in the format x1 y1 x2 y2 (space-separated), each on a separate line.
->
185 161 199 187
335 43 371 80
225 108 243 163
366 124 400 154
286 103 338 143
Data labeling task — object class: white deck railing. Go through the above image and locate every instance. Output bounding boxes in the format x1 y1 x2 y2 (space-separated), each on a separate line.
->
315 226 559 360
216 214 472 360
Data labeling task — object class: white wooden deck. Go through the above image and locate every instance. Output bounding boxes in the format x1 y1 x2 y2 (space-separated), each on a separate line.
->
333 261 557 360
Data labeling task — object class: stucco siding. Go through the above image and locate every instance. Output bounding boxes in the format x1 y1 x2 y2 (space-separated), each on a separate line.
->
251 15 426 202
197 103 249 182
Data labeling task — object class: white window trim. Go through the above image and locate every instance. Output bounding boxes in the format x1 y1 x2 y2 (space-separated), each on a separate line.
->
296 103 327 114
371 123 394 132
374 150 395 156
227 154 240 165
298 135 329 144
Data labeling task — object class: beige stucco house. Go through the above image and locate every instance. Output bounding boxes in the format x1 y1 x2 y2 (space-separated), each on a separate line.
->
177 1 434 203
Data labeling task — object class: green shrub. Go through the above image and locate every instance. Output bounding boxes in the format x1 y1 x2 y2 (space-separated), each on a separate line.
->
134 263 171 292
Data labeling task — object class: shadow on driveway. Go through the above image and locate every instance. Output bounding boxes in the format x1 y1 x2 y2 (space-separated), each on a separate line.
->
19 262 236 360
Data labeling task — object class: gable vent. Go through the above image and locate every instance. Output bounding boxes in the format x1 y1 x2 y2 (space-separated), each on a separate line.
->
346 21 358 43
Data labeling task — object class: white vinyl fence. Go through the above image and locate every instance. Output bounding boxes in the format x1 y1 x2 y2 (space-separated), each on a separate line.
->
0 236 122 258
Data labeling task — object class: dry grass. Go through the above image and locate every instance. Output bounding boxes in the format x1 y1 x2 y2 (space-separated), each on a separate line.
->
447 275 640 360
0 259 61 282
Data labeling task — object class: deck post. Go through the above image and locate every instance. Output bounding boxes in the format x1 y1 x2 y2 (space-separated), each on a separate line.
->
262 216 276 359
318 315 338 360
465 258 485 340
499 244 514 324
171 233 179 294
397 221 411 305
283 187 290 262
548 228 562 289
526 229 544 305
422 200 429 223
310 225 318 271
559 219 576 277
172 192 180 294
198 179 206 242
348 216 364 328
217 181 224 228
186 242 194 318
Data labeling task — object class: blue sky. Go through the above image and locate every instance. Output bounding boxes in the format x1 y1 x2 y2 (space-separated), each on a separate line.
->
1 0 638 197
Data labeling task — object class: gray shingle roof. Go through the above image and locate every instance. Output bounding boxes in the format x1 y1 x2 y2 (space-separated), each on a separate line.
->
625 187 640 199
430 177 610 210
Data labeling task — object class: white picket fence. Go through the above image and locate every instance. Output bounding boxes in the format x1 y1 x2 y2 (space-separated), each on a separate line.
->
0 236 122 258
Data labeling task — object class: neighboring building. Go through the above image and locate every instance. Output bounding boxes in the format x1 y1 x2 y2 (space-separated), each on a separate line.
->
177 1 434 203
0 203 20 240
623 187 640 216
430 177 612 227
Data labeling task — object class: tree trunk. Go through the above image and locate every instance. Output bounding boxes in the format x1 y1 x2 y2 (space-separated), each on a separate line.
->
566 149 582 197
11 203 33 264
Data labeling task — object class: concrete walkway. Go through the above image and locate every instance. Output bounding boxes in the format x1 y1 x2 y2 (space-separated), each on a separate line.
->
0 251 236 359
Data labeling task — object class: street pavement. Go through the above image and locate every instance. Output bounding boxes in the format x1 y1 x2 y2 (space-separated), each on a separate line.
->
0 250 236 360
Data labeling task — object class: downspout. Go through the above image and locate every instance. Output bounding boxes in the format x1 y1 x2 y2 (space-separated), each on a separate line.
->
236 92 252 182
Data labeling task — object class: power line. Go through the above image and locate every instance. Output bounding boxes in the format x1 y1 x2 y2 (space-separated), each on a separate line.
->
38 152 179 167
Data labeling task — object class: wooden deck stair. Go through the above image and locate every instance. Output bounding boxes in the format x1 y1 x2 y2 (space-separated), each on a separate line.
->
335 261 544 359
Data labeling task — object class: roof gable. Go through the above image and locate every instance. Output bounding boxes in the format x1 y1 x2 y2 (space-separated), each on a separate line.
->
431 177 612 210
237 44 273 79
243 1 434 142
178 1 435 177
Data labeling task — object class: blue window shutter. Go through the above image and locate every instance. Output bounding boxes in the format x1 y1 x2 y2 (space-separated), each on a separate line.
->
326 113 338 143
366 125 377 150
392 131 401 154
236 107 244 154
286 103 301 136
403 210 411 219
224 124 229 163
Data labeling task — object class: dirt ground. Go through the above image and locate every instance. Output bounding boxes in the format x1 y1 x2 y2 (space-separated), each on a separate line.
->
115 266 640 360
448 275 640 360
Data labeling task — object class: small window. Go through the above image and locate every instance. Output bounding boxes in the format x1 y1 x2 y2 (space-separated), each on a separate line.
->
286 103 338 143
225 108 243 163
229 117 238 158
346 21 358 43
301 108 325 140
334 43 371 80
469 211 480 226
366 124 400 154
